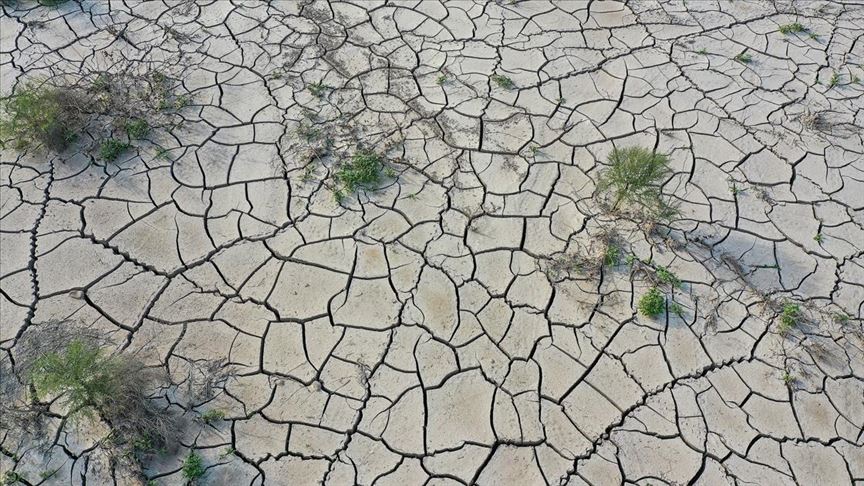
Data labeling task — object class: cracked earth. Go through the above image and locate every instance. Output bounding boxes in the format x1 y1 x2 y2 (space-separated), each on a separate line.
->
1 0 863 485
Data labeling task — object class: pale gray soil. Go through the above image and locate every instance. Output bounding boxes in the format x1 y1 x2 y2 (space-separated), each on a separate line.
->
1 1 862 485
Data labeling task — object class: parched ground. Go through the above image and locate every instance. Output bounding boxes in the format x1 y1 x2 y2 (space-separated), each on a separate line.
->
1 1 863 485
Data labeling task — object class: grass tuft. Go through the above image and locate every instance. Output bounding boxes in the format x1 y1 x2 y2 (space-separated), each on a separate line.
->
182 452 205 482
734 51 752 64
597 146 672 216
125 118 149 139
99 138 131 161
778 23 807 35
335 150 384 194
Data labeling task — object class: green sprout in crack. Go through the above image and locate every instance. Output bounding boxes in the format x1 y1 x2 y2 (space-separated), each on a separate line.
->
308 81 330 98
99 138 131 161
638 287 665 318
655 266 681 288
603 244 621 267
697 48 707 55
828 71 839 87
782 370 794 385
125 118 149 139
335 149 384 195
778 22 808 35
669 301 684 318
734 51 752 64
436 74 448 85
182 452 205 482
813 233 823 243
778 303 800 334
491 74 515 89
200 409 225 424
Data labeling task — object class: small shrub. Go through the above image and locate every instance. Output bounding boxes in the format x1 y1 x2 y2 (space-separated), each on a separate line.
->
0 84 84 151
734 52 752 64
778 303 800 333
21 331 180 467
638 287 665 317
182 452 205 482
99 138 130 161
335 150 383 194
778 23 807 35
597 146 672 214
491 74 514 89
200 409 225 424
125 118 149 139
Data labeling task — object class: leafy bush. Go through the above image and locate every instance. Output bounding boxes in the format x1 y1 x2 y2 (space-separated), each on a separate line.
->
597 146 672 215
182 452 205 482
99 138 130 161
638 287 665 317
0 84 84 151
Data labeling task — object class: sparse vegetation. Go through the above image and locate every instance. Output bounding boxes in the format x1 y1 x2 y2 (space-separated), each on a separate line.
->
828 71 839 87
182 452 205 482
778 303 800 333
335 149 384 197
200 409 225 424
697 48 707 55
603 245 621 267
99 138 131 161
734 51 752 64
3 471 26 485
782 370 794 385
126 118 149 139
639 287 665 317
656 266 681 288
669 301 684 317
308 81 330 98
0 84 85 151
18 327 180 470
813 233 823 243
491 74 515 89
436 74 447 85
778 22 807 35
597 146 672 216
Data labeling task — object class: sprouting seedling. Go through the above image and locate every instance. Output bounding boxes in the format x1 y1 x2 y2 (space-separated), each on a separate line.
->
734 51 752 64
491 74 514 89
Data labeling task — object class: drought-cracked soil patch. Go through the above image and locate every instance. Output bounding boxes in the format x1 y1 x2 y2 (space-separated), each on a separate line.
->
1 1 862 485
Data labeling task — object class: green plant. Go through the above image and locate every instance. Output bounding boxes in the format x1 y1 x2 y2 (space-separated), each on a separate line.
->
335 150 384 194
219 447 235 459
308 81 330 98
813 233 823 243
182 452 205 482
200 409 225 424
0 84 83 151
778 303 800 333
697 48 707 55
491 74 514 89
603 245 621 267
809 32 819 40
38 0 70 5
3 471 25 485
782 371 794 385
125 118 149 139
778 22 807 35
734 51 752 64
669 301 684 317
597 146 672 214
656 266 681 288
828 72 839 87
436 74 447 85
638 287 665 317
99 138 130 161
833 312 850 324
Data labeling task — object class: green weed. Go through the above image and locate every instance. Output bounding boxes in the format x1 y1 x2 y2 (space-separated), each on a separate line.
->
99 138 130 161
